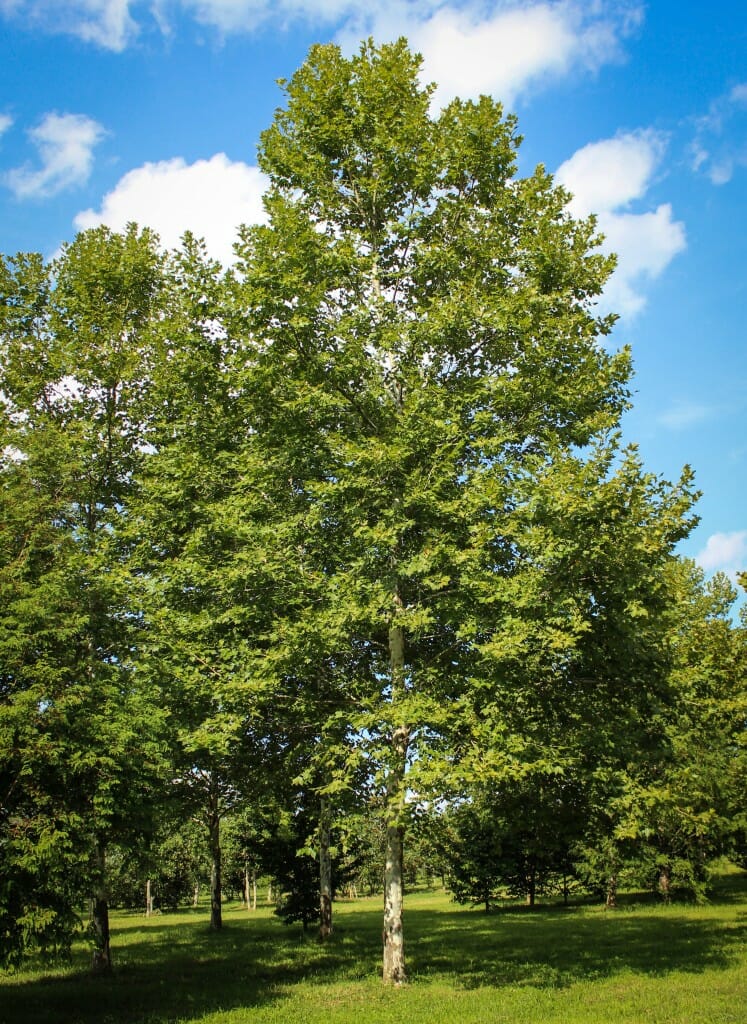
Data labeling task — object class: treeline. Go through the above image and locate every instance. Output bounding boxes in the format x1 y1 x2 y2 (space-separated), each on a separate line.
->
1 40 745 981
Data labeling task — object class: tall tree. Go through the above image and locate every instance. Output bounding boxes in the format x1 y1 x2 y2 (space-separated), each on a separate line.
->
232 40 697 982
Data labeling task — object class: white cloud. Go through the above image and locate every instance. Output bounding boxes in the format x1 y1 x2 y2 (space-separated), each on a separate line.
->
1 0 643 97
174 0 353 34
334 1 642 109
554 130 665 219
556 131 685 316
0 113 12 138
4 112 105 199
75 153 268 266
0 0 136 50
696 531 747 579
691 81 747 186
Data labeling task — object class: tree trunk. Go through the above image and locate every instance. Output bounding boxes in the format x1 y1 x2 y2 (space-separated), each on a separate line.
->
244 864 251 911
252 870 257 910
91 845 112 971
208 796 222 930
659 864 672 903
606 873 618 909
193 882 200 907
382 615 409 986
146 878 153 917
319 798 333 940
383 781 407 984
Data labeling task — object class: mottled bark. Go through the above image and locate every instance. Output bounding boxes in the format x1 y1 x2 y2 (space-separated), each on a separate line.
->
146 878 153 917
319 798 333 940
383 616 409 985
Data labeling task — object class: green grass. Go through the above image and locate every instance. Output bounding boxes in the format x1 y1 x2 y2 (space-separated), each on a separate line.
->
2 870 747 1024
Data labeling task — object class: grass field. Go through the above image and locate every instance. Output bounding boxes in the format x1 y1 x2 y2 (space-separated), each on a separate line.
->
2 869 746 1024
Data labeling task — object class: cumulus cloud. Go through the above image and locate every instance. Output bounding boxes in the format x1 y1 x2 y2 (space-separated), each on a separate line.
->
0 113 12 138
4 112 105 199
696 531 747 580
0 0 137 50
1 0 643 98
75 153 268 266
338 1 642 109
556 131 685 316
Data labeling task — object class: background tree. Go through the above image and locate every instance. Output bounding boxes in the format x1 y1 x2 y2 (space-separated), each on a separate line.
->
616 564 745 901
0 229 168 967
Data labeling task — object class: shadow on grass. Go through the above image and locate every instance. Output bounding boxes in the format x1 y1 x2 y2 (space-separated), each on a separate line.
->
2 871 746 1024
0 911 381 1024
406 905 747 989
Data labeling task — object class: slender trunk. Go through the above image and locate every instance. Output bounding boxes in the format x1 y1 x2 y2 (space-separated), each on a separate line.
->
146 878 153 917
208 795 222 930
252 870 257 911
319 798 333 940
659 864 672 903
193 882 200 907
606 873 618 909
382 614 409 985
383 728 408 984
244 864 251 911
91 845 112 971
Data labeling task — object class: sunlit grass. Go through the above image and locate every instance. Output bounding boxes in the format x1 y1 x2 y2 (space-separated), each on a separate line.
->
3 868 746 1024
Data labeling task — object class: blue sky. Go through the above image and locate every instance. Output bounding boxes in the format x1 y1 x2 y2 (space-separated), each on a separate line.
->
1 1 745 595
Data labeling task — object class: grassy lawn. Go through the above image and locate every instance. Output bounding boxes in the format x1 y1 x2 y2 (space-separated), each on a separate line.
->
2 870 746 1024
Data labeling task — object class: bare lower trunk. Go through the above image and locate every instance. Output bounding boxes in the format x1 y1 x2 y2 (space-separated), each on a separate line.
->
659 864 672 903
526 865 536 907
383 794 406 984
319 798 333 940
244 864 251 911
146 878 153 917
252 871 257 910
91 846 111 971
208 800 222 930
606 873 618 909
193 882 200 907
382 615 409 985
